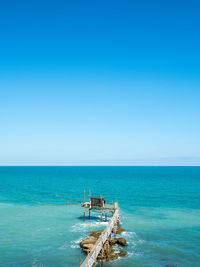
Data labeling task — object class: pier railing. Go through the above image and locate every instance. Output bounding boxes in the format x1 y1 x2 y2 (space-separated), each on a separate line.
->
81 205 120 267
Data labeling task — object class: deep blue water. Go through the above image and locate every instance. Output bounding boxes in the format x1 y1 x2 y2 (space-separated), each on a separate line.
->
0 167 200 266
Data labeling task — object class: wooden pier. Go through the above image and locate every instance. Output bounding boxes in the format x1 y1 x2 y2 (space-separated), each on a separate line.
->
80 202 120 267
32 192 123 266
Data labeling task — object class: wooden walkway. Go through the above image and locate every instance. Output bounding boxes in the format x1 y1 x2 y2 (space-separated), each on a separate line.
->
81 203 120 267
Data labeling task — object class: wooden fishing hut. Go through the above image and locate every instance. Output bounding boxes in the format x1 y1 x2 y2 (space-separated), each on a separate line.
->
81 191 115 221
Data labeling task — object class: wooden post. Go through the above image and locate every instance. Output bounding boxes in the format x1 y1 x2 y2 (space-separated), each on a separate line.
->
117 219 120 228
94 245 97 267
114 225 116 238
83 190 85 222
87 251 89 267
101 241 104 266
107 241 109 253
119 208 121 226
105 194 107 221
101 241 104 255
79 258 81 267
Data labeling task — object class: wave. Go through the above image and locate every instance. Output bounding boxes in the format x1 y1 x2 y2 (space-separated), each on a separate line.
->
121 231 137 238
70 221 108 233
32 259 44 267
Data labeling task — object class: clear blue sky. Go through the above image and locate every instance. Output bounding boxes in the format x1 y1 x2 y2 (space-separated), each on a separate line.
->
0 0 200 166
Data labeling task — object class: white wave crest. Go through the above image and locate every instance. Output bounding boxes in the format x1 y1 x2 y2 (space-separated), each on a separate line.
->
70 221 108 232
121 231 137 238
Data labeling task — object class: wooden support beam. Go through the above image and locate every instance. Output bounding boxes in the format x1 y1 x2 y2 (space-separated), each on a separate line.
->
101 241 104 267
83 190 85 222
87 251 89 267
114 225 116 238
94 246 97 267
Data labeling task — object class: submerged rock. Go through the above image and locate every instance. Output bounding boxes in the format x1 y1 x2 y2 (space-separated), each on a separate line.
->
118 250 128 257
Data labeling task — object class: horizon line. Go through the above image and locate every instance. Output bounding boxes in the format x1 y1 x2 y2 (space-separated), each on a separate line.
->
0 165 200 167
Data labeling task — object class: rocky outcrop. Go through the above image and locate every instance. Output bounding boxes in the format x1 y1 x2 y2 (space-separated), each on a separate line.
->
116 226 126 234
80 236 97 253
80 236 97 247
90 230 103 239
80 228 128 262
118 250 128 257
109 237 127 246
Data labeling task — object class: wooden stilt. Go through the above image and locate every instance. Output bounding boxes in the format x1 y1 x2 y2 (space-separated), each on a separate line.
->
89 209 91 219
94 246 97 267
114 225 116 238
83 190 85 221
107 240 109 253
79 258 81 267
101 241 104 266
87 251 89 267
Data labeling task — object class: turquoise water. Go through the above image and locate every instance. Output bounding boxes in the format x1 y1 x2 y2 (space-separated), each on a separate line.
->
0 167 200 267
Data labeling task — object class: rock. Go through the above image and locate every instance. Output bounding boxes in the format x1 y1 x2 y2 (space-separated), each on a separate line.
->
109 238 117 245
104 253 119 261
109 237 127 246
104 243 115 254
97 245 118 261
80 236 97 248
116 237 128 246
80 229 128 261
118 250 128 257
116 226 126 234
90 230 103 239
82 243 95 253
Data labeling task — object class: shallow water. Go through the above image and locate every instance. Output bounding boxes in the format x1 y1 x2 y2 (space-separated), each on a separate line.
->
0 167 200 266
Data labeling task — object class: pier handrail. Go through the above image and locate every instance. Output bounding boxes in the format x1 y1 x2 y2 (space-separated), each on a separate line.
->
81 206 120 267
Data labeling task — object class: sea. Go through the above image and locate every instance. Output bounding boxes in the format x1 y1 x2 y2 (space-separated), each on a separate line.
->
0 166 200 267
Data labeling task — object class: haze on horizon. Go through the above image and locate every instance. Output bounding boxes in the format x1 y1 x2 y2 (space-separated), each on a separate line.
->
0 0 200 166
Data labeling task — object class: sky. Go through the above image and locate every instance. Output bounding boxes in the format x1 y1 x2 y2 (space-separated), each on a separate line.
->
0 0 200 166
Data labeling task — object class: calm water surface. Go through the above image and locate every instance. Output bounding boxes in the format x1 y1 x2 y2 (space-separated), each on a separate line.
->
0 167 200 267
